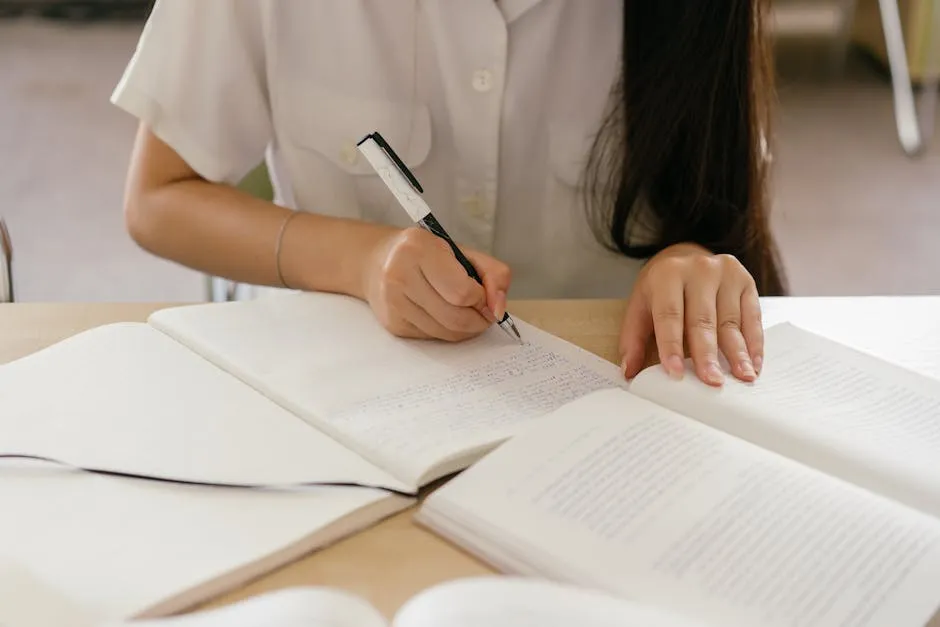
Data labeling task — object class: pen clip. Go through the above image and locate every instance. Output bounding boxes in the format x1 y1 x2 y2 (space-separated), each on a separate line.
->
357 132 424 194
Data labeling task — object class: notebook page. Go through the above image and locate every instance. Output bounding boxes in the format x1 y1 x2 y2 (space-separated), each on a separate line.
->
393 577 704 627
630 323 940 519
0 560 102 627
0 460 407 622
422 390 940 627
149 293 624 486
103 587 387 627
0 323 409 492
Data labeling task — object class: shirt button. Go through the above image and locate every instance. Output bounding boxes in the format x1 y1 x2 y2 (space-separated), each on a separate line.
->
340 142 359 166
472 69 493 93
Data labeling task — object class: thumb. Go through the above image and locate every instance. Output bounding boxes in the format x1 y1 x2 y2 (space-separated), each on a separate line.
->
465 250 512 321
619 291 654 379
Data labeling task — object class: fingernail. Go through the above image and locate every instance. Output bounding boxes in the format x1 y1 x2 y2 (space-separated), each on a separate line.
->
494 290 506 320
739 358 755 379
706 361 724 385
666 355 684 379
481 306 497 323
753 355 763 375
620 356 628 377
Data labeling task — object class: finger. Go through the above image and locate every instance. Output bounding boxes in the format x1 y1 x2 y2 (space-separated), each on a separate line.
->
649 280 686 379
740 284 764 374
618 291 654 379
389 318 430 340
405 270 490 336
717 283 756 382
381 306 430 340
465 249 512 320
684 276 723 386
392 290 474 342
421 242 489 313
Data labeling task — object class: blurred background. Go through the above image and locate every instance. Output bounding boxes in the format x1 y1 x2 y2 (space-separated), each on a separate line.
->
0 0 938 303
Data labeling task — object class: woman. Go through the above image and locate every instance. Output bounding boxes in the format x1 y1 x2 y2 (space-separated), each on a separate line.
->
113 0 787 386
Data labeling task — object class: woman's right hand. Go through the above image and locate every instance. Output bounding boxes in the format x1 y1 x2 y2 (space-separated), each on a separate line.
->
363 227 512 341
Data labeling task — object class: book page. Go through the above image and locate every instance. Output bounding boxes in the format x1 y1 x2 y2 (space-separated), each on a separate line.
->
0 323 410 493
0 459 409 622
630 323 940 519
760 296 940 381
149 293 624 486
421 389 940 627
393 576 705 627
103 587 387 627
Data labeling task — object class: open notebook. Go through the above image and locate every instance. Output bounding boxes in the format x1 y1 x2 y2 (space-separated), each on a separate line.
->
0 291 624 620
0 291 623 492
418 323 940 627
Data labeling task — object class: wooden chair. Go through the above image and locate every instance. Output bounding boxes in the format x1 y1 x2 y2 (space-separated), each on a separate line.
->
772 0 939 156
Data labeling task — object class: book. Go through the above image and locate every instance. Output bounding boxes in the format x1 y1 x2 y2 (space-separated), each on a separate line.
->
417 322 940 627
0 291 624 621
102 576 704 627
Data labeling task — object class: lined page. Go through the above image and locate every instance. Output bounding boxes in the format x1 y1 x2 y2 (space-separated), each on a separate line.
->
150 293 624 486
424 390 940 627
630 323 940 518
0 323 409 492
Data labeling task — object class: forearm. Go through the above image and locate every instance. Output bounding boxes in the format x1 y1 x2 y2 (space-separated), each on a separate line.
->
128 178 395 299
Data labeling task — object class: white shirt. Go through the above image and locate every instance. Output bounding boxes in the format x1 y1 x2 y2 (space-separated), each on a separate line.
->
111 0 647 299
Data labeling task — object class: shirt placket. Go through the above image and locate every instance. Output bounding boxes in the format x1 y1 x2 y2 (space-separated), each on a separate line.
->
440 7 508 254
459 49 505 254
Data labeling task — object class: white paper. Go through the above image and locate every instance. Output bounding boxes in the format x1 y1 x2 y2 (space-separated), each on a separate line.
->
631 323 940 519
394 577 705 627
759 296 940 381
0 559 102 627
0 460 407 622
0 323 409 492
150 293 624 484
425 390 940 627
108 587 386 627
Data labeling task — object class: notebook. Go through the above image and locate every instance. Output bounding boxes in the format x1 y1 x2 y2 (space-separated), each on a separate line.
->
105 576 704 627
0 291 624 620
417 322 940 627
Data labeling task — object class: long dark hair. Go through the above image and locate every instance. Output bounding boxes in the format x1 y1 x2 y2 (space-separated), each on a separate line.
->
586 0 787 296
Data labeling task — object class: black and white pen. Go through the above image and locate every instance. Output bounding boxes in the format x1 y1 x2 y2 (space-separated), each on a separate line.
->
356 131 522 343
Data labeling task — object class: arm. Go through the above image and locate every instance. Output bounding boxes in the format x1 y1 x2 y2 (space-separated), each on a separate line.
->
122 125 511 341
117 0 510 341
123 124 393 299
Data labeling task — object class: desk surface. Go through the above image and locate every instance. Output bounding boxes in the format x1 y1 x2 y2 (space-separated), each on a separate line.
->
3 297 940 622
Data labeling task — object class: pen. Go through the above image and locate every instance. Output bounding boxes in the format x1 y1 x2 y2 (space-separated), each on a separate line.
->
356 131 522 343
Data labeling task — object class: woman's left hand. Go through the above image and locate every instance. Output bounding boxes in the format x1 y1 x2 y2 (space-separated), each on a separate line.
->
619 243 763 386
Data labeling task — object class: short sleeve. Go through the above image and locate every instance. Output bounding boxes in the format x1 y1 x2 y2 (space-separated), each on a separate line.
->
111 0 271 185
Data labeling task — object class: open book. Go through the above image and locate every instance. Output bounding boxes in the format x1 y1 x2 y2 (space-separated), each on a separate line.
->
0 291 624 620
105 577 704 627
418 323 940 627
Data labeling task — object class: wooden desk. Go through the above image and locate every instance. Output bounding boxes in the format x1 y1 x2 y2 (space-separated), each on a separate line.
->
3 297 940 624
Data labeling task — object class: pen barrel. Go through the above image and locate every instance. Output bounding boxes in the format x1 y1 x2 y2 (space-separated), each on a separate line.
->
417 215 483 284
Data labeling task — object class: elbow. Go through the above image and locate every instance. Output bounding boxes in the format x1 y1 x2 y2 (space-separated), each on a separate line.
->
123 186 164 255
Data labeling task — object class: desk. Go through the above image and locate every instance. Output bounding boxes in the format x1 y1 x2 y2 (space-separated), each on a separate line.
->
2 297 940 624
